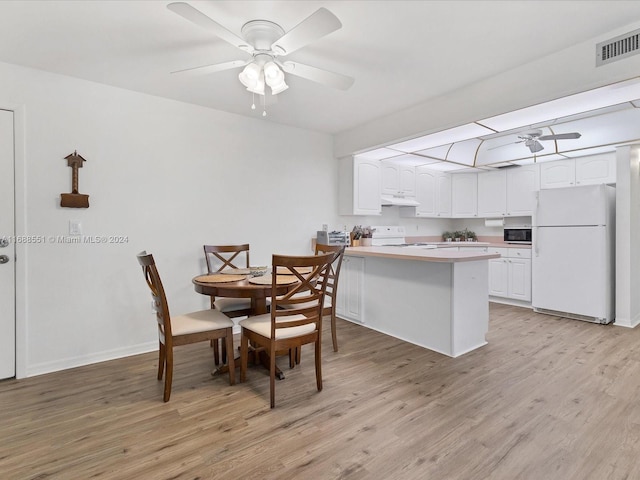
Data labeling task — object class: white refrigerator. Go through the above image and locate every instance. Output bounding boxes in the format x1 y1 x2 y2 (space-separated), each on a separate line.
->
532 184 615 324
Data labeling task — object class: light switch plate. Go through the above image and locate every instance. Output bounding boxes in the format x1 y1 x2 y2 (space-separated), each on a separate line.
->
69 220 83 236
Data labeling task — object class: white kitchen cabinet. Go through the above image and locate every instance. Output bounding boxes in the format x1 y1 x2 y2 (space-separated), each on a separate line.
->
451 173 477 217
540 159 575 189
400 167 451 218
436 172 452 216
381 161 416 197
478 170 507 217
488 248 531 302
506 164 539 216
575 155 616 186
540 154 615 189
336 255 365 323
338 157 381 216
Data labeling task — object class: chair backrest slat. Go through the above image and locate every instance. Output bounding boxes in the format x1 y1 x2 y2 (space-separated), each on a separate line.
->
204 244 250 273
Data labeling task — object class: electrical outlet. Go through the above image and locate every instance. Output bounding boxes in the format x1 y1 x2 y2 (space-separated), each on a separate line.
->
322 224 328 231
69 220 83 236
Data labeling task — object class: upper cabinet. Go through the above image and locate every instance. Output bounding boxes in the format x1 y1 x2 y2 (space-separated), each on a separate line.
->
451 173 478 217
381 161 416 197
477 170 507 217
540 154 615 189
574 154 616 186
338 157 382 216
402 166 451 217
506 165 539 216
478 165 539 217
539 159 575 188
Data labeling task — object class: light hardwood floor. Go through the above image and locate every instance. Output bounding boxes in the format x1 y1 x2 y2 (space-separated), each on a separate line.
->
3 304 640 479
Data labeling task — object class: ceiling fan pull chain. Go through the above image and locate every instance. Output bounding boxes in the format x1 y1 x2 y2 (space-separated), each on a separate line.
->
251 92 256 111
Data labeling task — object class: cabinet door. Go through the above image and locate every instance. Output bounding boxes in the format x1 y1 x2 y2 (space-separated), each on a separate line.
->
414 167 437 216
540 159 575 189
354 159 382 215
380 162 400 196
451 173 478 217
436 173 452 217
488 258 508 297
399 165 416 196
575 154 616 185
507 165 539 216
336 256 365 323
508 258 532 301
478 170 506 217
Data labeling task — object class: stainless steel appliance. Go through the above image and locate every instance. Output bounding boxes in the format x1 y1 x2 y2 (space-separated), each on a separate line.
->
503 226 532 244
316 230 350 246
532 184 615 324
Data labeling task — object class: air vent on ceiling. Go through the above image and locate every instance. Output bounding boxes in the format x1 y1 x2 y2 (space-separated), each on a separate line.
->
596 28 640 66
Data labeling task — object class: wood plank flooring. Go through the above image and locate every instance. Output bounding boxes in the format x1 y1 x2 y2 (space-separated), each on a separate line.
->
3 304 640 479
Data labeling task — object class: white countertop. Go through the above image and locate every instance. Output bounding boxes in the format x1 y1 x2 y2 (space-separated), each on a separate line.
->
345 246 501 263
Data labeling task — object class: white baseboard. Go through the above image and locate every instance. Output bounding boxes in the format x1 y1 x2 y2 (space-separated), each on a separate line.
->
26 341 157 378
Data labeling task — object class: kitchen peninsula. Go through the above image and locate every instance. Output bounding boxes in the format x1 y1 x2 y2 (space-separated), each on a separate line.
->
339 246 500 357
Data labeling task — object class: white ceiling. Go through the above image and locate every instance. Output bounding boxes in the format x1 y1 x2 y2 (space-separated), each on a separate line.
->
2 1 640 135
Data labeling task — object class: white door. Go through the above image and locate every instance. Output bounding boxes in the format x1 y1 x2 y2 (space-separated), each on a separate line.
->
0 109 15 379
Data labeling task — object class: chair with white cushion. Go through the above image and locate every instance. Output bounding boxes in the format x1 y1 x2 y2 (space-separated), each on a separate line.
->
203 244 254 317
314 244 346 352
239 251 337 408
137 251 235 402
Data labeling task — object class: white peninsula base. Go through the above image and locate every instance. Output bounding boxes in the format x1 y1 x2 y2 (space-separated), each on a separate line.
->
339 247 497 357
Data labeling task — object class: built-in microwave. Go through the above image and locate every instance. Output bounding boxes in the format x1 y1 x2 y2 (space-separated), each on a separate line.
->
503 227 532 244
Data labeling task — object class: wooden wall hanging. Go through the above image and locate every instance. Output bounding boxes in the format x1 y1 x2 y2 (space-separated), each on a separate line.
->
60 150 89 208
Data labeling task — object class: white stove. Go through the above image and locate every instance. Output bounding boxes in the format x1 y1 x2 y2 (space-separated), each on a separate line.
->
370 226 406 246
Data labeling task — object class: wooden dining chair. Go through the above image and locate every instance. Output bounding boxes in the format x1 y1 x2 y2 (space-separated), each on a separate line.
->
137 251 235 402
203 244 254 317
239 252 337 408
204 244 260 365
286 244 345 364
314 244 346 352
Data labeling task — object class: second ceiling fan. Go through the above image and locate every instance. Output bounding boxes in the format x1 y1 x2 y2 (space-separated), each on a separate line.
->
493 129 582 153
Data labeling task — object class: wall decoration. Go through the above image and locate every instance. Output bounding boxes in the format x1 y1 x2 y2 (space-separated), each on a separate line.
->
60 151 89 208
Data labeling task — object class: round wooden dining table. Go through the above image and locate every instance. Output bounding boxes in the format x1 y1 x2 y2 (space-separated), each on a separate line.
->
192 273 297 315
192 272 303 380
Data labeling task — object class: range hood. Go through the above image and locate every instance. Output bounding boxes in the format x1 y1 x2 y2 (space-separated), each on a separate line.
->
381 195 420 207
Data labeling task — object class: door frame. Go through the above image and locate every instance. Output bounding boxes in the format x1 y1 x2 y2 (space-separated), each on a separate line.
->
2 102 26 378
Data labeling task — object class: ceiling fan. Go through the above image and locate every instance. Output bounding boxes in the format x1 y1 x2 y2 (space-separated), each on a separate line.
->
490 129 582 153
167 2 355 100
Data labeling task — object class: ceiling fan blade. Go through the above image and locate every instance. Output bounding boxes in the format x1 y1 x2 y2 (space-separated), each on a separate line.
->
271 8 342 55
281 61 354 90
538 132 582 141
528 140 544 153
171 59 249 76
167 2 252 53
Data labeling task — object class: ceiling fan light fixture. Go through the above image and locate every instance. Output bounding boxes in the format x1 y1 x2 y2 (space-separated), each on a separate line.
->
238 62 261 88
270 80 289 95
245 70 265 95
263 61 288 95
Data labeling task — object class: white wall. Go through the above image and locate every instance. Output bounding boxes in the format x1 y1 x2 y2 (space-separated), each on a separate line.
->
615 145 640 327
0 61 341 377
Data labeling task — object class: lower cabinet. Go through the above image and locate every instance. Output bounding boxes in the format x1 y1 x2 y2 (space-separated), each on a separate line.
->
336 256 365 323
488 248 531 302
